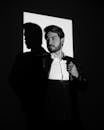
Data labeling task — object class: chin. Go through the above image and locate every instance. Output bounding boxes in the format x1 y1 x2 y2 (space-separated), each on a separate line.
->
48 48 55 52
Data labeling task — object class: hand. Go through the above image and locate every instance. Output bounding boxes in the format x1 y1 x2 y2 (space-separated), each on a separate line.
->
67 61 79 78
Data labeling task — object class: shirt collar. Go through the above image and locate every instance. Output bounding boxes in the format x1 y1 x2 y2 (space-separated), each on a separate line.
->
51 52 65 60
51 53 58 59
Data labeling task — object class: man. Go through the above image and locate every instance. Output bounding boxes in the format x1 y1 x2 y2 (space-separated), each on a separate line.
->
42 25 87 121
8 23 48 124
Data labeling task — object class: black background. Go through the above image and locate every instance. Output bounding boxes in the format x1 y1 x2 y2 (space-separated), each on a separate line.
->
0 1 104 129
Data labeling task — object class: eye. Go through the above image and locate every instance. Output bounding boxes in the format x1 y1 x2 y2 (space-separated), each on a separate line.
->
52 37 56 40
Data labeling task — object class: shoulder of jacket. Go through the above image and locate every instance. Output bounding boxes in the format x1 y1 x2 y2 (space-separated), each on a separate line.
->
63 55 74 61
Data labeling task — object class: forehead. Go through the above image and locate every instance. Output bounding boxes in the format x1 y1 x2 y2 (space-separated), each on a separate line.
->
47 32 59 38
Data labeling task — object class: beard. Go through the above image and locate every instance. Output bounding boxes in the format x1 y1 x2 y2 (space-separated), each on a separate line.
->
47 44 62 53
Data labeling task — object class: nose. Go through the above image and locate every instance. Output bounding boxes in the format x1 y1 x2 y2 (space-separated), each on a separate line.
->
48 38 53 45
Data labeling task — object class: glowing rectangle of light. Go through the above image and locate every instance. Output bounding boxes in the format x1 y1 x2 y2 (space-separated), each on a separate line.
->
23 12 73 57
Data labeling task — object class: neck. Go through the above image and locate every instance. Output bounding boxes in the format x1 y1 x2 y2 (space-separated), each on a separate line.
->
53 50 63 60
31 47 42 52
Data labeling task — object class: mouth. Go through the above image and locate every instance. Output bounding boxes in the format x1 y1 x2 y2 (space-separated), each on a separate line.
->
49 45 55 48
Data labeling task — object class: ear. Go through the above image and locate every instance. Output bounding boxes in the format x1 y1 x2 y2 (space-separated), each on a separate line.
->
61 38 64 46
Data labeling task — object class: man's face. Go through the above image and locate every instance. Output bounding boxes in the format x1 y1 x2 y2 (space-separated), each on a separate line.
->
46 32 64 53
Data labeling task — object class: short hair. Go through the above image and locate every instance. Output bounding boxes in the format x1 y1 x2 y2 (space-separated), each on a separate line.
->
23 22 43 48
44 25 65 39
23 22 42 38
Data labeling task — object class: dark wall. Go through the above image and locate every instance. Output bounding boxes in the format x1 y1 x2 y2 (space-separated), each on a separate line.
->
0 1 104 129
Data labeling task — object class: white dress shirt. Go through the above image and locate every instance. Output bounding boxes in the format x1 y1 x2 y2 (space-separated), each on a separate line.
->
48 53 69 80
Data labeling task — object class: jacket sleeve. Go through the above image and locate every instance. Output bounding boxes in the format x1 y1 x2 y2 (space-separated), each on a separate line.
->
69 57 88 89
8 53 24 98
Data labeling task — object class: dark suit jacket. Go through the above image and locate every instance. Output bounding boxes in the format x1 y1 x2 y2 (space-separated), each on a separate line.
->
8 48 48 114
42 53 88 89
42 53 88 120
